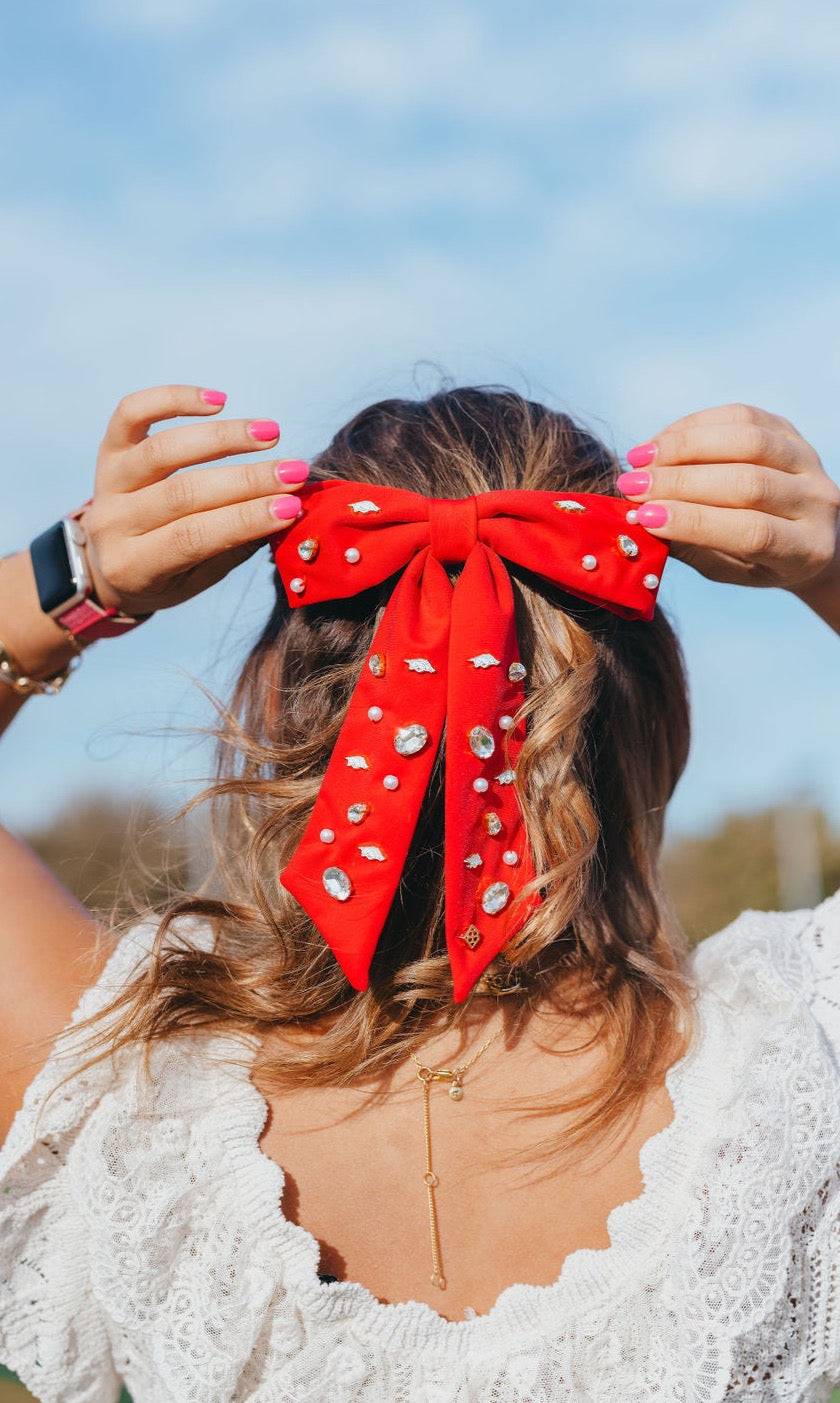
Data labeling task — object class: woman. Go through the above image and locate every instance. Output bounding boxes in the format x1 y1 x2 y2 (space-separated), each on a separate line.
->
0 383 839 1402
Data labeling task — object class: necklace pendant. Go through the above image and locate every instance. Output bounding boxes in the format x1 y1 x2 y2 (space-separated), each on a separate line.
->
431 1271 447 1291
449 1081 464 1101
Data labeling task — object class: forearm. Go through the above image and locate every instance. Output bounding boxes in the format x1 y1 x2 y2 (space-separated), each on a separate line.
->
0 550 81 739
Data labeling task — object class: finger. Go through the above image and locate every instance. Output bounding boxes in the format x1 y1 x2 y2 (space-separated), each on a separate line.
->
122 459 310 532
114 416 282 491
650 403 799 441
617 461 805 519
624 498 798 563
648 423 810 475
150 492 303 569
102 384 230 451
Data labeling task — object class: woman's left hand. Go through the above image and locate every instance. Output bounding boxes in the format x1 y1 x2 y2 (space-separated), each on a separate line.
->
616 403 840 592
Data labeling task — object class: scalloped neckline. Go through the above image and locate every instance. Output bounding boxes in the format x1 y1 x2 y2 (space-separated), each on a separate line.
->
212 989 718 1352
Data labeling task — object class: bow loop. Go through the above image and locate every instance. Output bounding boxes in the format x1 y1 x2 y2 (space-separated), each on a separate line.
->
271 478 668 1000
428 495 479 564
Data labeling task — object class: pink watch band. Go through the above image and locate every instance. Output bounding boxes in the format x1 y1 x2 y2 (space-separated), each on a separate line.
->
54 501 150 642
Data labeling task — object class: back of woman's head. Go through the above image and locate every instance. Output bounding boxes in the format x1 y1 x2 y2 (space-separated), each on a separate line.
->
54 386 696 1161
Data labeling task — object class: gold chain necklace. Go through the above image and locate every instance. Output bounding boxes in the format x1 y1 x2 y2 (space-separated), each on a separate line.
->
409 1026 503 1291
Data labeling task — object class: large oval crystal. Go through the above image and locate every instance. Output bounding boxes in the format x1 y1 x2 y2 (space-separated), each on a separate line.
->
323 867 352 902
468 725 495 760
394 723 429 757
347 803 369 824
481 881 511 915
617 534 639 559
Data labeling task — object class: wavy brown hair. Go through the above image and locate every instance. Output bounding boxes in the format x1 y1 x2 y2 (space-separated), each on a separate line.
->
39 386 696 1167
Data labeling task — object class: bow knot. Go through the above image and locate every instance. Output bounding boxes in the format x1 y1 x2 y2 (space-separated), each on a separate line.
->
428 495 479 564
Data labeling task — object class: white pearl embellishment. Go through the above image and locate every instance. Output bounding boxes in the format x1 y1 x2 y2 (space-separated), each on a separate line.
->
290 577 306 594
319 828 335 843
626 509 639 525
502 850 518 865
368 705 383 722
383 774 399 790
473 777 489 793
499 715 514 731
344 546 361 564
581 555 598 571
643 573 660 590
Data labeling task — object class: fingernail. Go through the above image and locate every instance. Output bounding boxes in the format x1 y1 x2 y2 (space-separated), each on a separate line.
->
637 503 669 528
275 459 310 484
249 419 280 442
626 442 657 469
200 389 227 406
270 494 302 520
616 470 651 496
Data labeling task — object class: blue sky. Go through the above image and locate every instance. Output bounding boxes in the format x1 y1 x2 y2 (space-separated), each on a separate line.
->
1 0 839 838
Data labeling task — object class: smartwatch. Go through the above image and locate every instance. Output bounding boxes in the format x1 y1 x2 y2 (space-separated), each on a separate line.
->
29 506 148 642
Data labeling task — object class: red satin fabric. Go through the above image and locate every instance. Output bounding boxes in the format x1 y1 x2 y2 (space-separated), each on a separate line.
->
272 480 668 1001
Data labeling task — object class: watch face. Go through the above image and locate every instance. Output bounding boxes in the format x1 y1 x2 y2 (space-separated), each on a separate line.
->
30 521 85 615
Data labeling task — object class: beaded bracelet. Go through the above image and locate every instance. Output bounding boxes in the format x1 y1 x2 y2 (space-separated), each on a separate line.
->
0 635 82 697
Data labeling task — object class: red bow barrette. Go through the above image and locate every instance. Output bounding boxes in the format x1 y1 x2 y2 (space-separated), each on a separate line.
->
272 481 668 1001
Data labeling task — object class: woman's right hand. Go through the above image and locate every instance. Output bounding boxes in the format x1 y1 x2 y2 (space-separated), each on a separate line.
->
82 384 309 616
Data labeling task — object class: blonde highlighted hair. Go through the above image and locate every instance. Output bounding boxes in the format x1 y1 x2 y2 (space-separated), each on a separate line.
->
40 387 697 1165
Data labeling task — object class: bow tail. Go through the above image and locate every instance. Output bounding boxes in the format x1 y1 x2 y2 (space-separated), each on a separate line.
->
445 546 543 1001
280 550 452 991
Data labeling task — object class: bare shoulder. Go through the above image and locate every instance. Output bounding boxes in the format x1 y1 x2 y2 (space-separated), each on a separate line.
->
0 825 113 1144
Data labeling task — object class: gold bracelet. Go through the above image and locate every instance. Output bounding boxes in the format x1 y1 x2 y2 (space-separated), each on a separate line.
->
0 636 81 697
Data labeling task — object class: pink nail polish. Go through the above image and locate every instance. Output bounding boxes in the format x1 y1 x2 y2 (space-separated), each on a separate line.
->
616 470 651 496
270 494 302 520
249 419 280 442
637 503 669 528
275 460 310 484
200 389 227 406
626 442 657 469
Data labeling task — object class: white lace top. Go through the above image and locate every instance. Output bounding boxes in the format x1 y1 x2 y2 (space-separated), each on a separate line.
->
3 895 840 1403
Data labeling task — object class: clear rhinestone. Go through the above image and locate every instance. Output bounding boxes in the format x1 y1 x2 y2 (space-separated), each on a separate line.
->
359 844 386 861
297 537 319 562
347 802 369 824
345 755 369 770
502 850 519 866
344 546 361 564
468 725 495 759
496 769 516 785
383 774 399 790
289 577 306 594
483 812 503 836
323 867 352 901
643 573 660 590
481 881 511 915
367 705 383 722
404 657 436 673
617 534 639 559
499 715 514 731
581 555 598 571
369 653 386 677
394 723 429 757
473 777 489 793
507 662 527 683
464 853 483 869
319 828 335 843
349 499 380 514
626 509 639 525
554 500 586 512
459 924 482 949
469 653 501 669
